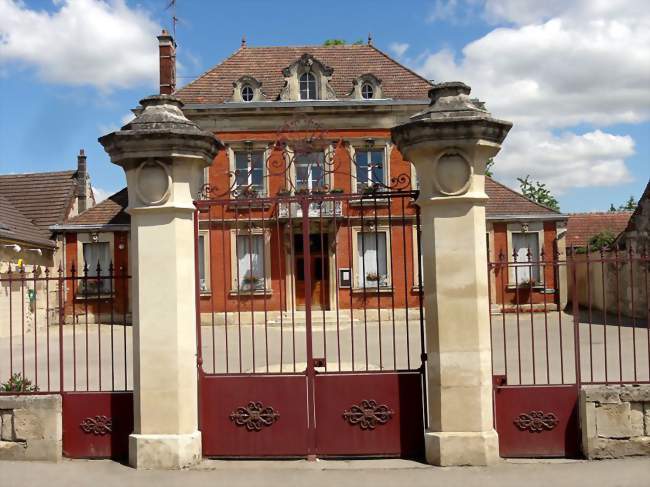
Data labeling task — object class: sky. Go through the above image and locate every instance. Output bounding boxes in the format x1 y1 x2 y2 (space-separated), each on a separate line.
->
0 0 648 211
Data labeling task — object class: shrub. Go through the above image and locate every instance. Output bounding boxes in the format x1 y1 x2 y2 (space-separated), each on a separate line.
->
1 373 39 392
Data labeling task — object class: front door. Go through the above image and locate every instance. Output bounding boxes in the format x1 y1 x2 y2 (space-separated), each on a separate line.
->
295 233 329 310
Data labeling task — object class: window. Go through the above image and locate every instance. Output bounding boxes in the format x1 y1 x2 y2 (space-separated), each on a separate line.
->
510 232 541 284
357 231 389 288
299 72 317 100
241 85 254 102
355 149 385 191
295 152 325 191
361 83 374 99
198 234 209 293
235 234 266 291
234 151 265 194
82 242 111 294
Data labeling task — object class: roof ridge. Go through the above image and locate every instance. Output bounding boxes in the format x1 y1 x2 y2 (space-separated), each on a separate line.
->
367 44 434 88
0 169 76 178
487 176 561 214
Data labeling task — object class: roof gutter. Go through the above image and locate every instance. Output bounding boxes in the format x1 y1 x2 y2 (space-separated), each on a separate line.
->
181 98 431 111
50 223 131 232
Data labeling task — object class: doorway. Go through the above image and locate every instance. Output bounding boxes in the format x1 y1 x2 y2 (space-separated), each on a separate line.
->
294 233 329 310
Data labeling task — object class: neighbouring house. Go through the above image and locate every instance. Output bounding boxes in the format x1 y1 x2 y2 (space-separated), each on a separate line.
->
0 150 94 335
568 180 649 320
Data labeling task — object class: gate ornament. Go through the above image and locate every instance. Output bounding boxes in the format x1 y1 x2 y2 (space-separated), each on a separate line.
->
80 415 112 436
514 411 559 432
230 402 280 431
343 400 394 430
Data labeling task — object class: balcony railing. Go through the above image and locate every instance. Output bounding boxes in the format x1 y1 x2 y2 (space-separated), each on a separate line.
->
277 200 343 219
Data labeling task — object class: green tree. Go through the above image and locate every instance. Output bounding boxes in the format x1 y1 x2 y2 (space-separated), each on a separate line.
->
588 230 616 251
517 175 560 211
609 195 637 212
485 158 495 177
323 39 346 46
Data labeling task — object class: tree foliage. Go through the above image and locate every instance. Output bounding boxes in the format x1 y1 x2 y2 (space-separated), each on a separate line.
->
485 158 495 177
588 230 616 251
609 195 637 212
323 39 364 46
517 175 560 211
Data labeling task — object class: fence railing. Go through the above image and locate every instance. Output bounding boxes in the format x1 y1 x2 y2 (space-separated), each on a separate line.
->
0 263 132 393
488 247 649 386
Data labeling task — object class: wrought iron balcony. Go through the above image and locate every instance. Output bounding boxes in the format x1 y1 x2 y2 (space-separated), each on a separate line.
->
277 200 343 219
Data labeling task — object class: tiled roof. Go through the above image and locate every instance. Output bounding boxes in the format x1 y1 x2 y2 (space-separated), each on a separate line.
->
175 44 433 104
0 194 55 247
65 188 129 226
485 177 562 217
621 179 650 234
566 212 633 247
66 180 562 228
0 171 78 236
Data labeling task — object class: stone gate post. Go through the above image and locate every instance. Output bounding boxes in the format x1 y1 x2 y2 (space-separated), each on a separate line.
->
392 82 511 466
99 95 221 469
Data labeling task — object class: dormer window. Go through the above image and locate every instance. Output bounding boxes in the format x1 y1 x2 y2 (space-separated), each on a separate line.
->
361 83 374 100
299 72 317 100
241 85 254 102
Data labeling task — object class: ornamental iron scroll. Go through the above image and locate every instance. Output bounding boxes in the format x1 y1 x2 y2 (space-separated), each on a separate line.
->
197 115 412 200
514 411 559 433
343 400 394 430
230 401 280 431
80 415 112 436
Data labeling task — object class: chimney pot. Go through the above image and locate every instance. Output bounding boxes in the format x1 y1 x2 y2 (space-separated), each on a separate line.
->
76 149 88 213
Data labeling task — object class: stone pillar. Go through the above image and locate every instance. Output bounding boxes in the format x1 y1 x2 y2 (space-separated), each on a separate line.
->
99 95 221 469
392 82 512 466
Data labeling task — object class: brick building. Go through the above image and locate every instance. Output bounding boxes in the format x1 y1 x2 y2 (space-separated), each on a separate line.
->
60 33 566 317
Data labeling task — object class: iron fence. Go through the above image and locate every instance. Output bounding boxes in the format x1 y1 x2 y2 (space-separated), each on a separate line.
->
488 246 649 386
0 263 132 393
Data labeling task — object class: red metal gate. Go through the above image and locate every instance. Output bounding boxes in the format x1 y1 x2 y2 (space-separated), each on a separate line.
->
489 246 649 457
195 190 426 458
0 263 133 459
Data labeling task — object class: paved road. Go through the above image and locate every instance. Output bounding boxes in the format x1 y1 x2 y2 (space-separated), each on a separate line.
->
2 457 650 487
0 310 648 391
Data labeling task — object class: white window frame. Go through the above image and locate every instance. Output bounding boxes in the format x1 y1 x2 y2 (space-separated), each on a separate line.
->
76 232 114 296
349 143 391 193
361 82 374 100
506 223 544 287
299 71 318 100
197 230 211 294
288 146 331 192
229 228 272 294
227 145 270 197
351 226 392 290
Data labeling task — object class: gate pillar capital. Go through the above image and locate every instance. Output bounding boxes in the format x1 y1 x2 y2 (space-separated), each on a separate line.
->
99 94 222 469
392 81 512 466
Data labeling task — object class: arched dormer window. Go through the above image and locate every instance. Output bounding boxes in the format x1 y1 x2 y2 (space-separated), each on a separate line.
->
231 76 264 103
299 72 317 100
351 73 383 100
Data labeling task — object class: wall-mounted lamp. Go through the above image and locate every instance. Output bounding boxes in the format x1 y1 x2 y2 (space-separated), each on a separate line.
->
91 232 99 243
3 244 21 253
365 138 375 149
521 222 529 233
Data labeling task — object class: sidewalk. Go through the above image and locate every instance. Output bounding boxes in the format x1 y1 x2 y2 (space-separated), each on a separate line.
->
2 457 649 487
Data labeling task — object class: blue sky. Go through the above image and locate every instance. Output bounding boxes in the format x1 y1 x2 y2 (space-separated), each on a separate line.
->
0 0 648 211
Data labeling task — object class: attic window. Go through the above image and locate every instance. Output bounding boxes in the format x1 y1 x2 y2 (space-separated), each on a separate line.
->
299 72 317 100
361 83 374 100
241 85 254 102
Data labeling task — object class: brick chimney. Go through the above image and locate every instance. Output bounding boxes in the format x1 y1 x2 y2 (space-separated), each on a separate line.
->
76 149 88 213
157 29 176 95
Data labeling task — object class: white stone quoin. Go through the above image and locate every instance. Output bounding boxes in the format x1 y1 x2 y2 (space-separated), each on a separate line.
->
392 82 512 466
99 95 221 469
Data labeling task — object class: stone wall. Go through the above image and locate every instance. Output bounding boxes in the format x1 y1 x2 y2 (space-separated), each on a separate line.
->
580 385 650 459
0 395 61 461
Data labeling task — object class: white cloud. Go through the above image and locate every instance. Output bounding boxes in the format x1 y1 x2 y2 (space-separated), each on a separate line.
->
411 0 649 192
0 0 160 91
92 186 111 203
120 112 135 126
388 42 409 58
496 129 634 194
